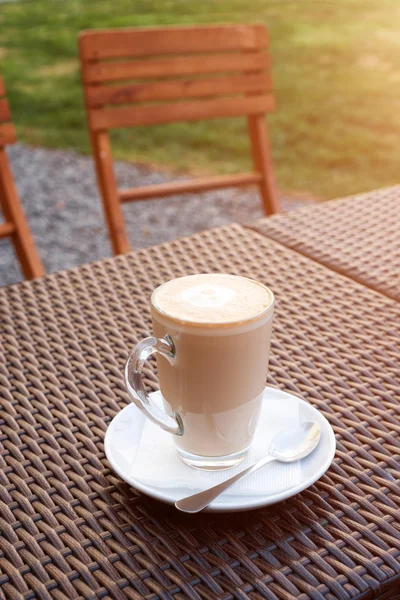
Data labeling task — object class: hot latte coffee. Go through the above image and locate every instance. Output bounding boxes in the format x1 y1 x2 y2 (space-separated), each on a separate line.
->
150 274 274 469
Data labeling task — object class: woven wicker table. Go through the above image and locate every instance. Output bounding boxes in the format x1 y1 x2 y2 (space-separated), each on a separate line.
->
247 186 400 302
1 223 400 600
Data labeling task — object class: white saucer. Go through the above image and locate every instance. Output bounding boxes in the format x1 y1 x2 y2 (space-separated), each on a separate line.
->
105 387 336 512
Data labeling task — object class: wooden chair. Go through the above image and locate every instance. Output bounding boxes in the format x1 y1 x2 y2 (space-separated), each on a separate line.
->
79 24 280 255
0 77 44 279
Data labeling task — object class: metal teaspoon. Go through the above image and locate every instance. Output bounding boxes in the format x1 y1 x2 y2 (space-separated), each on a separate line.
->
175 421 321 513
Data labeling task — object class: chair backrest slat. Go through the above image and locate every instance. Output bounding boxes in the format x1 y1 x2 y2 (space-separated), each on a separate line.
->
0 99 11 122
79 24 267 60
80 24 273 131
86 73 272 108
90 94 274 131
84 52 270 84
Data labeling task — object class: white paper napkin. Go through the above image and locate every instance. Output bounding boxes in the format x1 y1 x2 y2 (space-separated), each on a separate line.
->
131 390 301 496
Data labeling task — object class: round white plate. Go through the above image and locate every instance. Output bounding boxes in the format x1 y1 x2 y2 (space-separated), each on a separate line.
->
105 387 336 512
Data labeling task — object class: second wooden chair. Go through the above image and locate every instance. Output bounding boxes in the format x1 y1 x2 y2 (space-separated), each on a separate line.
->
0 76 44 280
79 24 280 255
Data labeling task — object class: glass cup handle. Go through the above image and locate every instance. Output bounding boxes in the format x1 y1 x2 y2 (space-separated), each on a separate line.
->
124 335 183 435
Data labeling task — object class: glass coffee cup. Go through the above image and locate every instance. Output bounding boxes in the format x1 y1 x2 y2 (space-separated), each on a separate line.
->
125 274 274 470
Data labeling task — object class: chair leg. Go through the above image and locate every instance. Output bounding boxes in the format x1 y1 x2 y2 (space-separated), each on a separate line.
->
0 149 44 279
91 132 130 255
247 114 281 215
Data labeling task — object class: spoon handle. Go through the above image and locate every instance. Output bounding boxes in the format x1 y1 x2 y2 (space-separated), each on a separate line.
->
175 454 276 513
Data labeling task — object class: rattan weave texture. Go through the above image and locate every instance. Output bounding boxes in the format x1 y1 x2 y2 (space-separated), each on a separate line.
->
247 186 400 302
1 224 400 600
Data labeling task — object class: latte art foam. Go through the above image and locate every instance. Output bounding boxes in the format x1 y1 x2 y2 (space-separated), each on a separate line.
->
153 274 272 324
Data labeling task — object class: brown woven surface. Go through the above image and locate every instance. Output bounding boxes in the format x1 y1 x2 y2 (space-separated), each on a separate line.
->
1 223 400 600
247 186 400 302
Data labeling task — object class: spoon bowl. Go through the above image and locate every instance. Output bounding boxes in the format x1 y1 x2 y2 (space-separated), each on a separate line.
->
270 421 321 462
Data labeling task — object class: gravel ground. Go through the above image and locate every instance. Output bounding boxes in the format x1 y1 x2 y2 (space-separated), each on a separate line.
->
0 144 314 286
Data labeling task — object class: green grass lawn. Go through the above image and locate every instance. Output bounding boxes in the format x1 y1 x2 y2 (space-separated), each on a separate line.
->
1 0 400 199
